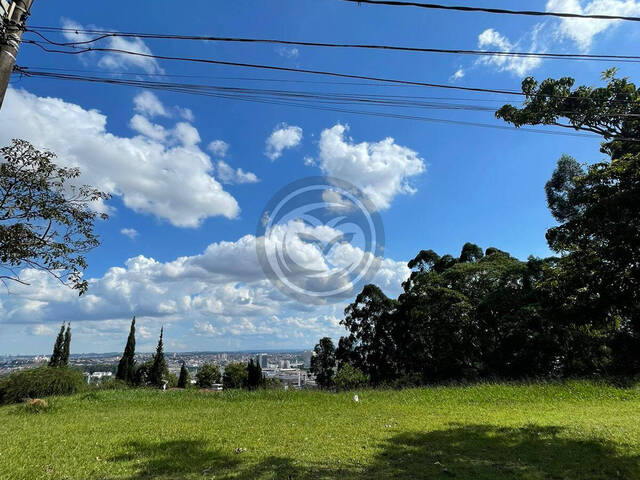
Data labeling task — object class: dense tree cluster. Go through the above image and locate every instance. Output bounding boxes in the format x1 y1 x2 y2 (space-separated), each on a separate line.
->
313 71 640 387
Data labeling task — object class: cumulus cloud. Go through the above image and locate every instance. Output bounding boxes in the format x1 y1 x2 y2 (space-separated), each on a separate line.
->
547 0 640 50
0 88 240 227
474 1 640 76
265 124 303 160
133 91 168 118
129 114 168 141
476 28 543 76
121 228 139 240
216 161 259 184
0 221 410 350
318 124 425 210
61 19 163 74
208 140 229 158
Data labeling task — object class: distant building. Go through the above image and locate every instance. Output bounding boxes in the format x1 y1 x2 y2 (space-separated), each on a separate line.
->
257 354 268 368
83 371 113 384
303 351 312 368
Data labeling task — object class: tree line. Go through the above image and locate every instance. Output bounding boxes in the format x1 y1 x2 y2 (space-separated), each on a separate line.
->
311 70 640 389
114 316 267 390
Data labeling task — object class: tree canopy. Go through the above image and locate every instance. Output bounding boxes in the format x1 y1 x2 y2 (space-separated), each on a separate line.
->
0 139 110 294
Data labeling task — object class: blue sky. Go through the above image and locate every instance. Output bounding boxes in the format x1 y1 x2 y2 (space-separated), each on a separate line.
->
1 0 639 354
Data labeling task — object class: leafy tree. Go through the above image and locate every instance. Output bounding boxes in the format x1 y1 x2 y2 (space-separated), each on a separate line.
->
496 68 639 160
310 337 336 389
133 361 153 386
116 317 136 383
222 362 248 389
246 359 263 390
178 362 190 389
48 323 65 368
195 363 221 388
342 285 398 384
61 323 71 367
148 327 168 388
334 364 370 391
0 139 110 294
498 70 640 373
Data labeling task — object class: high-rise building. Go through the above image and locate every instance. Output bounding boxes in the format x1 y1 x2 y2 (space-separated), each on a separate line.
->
303 350 312 368
257 353 268 368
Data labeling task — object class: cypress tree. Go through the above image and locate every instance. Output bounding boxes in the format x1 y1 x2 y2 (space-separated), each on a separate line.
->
48 323 65 367
116 317 136 383
61 323 71 367
247 359 263 389
149 327 167 388
177 362 190 389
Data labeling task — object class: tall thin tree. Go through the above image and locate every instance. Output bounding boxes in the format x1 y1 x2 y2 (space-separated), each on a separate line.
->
61 323 71 367
116 317 137 383
149 327 167 388
48 323 65 367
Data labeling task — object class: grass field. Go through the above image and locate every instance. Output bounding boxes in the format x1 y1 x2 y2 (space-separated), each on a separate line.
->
1 381 639 479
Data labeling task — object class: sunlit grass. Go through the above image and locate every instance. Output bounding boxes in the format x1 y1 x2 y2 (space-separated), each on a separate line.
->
1 380 639 479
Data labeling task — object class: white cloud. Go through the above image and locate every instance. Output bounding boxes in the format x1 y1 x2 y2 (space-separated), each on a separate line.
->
61 19 163 74
208 140 229 158
216 161 259 185
121 228 139 240
0 221 410 349
31 324 55 336
133 91 168 118
129 114 168 141
177 107 195 122
473 1 640 76
476 28 543 76
276 46 300 59
321 189 357 212
449 68 465 82
547 0 640 50
265 124 303 160
0 88 240 227
318 124 425 210
304 156 316 166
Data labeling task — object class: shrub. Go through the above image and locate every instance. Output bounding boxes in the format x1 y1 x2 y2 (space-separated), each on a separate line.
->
222 362 248 389
0 367 85 405
334 364 370 391
196 363 221 388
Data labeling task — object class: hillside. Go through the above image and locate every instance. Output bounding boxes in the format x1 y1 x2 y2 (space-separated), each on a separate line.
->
1 382 639 479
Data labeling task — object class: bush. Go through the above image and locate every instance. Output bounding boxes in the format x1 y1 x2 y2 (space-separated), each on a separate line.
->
196 363 221 388
222 362 248 389
334 364 370 391
0 367 85 405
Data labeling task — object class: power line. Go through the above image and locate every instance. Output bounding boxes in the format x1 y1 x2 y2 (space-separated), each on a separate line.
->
22 40 524 96
15 67 638 140
26 27 640 64
342 0 640 22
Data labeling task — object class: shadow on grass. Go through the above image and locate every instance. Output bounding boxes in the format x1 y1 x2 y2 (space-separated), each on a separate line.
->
108 424 640 479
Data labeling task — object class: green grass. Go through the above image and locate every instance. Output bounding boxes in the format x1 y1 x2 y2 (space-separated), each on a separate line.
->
1 381 639 479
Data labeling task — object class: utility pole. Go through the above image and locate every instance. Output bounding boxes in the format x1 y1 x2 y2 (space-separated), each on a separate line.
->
0 0 34 110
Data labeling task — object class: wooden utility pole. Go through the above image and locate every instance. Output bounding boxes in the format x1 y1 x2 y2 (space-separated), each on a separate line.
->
0 0 34 110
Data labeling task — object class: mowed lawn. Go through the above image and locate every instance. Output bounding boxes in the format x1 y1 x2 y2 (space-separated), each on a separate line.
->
1 382 639 479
